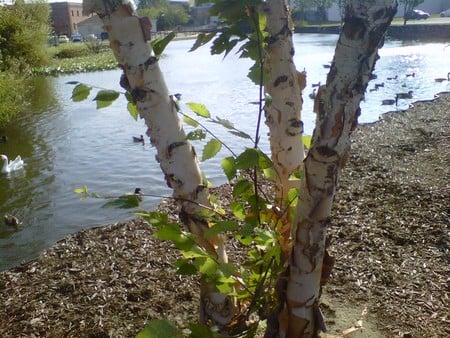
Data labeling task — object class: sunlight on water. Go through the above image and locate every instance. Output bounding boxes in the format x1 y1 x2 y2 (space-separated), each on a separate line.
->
0 34 449 271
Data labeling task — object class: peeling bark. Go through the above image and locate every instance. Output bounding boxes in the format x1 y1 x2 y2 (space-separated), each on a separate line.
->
263 0 306 203
266 1 398 337
83 0 235 329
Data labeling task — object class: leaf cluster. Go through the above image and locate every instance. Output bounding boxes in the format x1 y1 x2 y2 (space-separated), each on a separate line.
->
189 0 269 85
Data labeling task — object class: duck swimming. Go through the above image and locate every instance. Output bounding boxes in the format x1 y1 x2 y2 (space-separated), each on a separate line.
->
434 72 450 82
1 154 24 174
0 136 7 143
4 214 20 228
382 97 398 106
133 135 144 144
396 90 414 99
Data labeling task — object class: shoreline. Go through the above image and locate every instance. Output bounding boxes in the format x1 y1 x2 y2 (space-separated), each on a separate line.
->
0 93 449 336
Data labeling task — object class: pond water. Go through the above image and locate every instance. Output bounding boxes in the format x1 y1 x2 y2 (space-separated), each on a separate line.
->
1 34 449 271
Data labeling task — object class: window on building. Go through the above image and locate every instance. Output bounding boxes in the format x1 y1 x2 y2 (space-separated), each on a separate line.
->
77 10 80 17
73 23 76 30
71 10 74 16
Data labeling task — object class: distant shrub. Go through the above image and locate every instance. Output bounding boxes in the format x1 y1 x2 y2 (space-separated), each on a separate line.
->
55 46 90 59
0 1 50 72
0 71 27 125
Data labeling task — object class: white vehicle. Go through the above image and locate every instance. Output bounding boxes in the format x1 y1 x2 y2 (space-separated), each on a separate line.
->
440 9 450 17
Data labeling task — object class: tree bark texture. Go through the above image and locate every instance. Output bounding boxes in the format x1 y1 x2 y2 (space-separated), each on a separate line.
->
83 0 234 328
266 1 397 337
263 0 306 203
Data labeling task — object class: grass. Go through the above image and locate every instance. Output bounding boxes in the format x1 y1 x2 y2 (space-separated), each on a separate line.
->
33 41 117 76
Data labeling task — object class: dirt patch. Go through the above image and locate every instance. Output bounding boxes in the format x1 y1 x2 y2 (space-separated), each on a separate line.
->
0 93 449 337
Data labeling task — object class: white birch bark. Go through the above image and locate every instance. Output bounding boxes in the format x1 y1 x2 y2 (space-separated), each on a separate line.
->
263 0 306 203
82 0 234 328
266 1 398 337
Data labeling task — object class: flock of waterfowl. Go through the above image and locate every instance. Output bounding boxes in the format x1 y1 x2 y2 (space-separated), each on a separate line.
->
308 71 449 107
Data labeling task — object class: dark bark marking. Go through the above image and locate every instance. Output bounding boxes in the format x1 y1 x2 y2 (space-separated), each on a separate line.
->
144 56 158 70
168 141 187 157
273 75 288 87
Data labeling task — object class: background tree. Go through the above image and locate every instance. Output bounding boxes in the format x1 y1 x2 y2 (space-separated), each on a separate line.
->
399 0 425 25
336 0 349 23
0 0 50 72
138 1 189 31
156 5 189 31
137 0 168 10
0 0 50 125
311 0 334 22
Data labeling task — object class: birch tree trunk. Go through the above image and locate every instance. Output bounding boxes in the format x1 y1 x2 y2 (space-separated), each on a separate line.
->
82 0 235 329
264 0 306 203
266 1 398 337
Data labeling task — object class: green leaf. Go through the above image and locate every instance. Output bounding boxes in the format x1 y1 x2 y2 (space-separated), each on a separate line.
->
235 148 259 170
151 31 176 58
204 220 239 239
189 32 217 53
230 201 246 220
93 90 120 109
71 83 91 102
186 102 211 118
188 323 217 338
154 224 195 251
302 135 312 149
174 260 198 275
257 150 273 169
202 139 222 161
211 117 234 129
232 179 253 198
73 185 88 194
228 130 251 139
218 262 235 278
264 93 272 108
125 91 134 103
263 167 276 181
136 319 182 338
221 156 236 181
127 102 139 120
195 256 219 275
102 194 141 209
183 115 199 127
186 129 206 141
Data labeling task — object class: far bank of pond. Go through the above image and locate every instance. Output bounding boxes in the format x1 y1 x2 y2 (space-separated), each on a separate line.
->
296 23 450 40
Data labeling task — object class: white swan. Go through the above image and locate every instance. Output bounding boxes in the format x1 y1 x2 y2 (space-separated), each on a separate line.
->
1 154 24 174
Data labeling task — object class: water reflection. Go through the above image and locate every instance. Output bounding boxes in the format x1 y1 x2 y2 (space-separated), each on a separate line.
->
0 34 449 271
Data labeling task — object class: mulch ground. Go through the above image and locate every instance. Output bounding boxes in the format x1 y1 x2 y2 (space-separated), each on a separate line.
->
0 93 449 337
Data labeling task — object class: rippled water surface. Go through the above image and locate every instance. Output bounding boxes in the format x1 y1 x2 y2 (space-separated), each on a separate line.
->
1 34 449 270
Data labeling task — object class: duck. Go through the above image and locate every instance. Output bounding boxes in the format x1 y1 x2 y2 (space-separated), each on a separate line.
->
0 136 7 143
309 89 317 99
375 82 385 89
1 154 24 174
387 75 398 80
133 135 144 144
381 97 398 105
396 90 414 99
4 214 21 228
434 72 450 82
406 72 415 78
311 82 321 88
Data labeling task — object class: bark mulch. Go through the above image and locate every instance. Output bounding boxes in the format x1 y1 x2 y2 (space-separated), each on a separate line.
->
0 93 449 337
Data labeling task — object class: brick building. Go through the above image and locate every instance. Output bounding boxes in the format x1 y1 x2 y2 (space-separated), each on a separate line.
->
50 2 92 38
